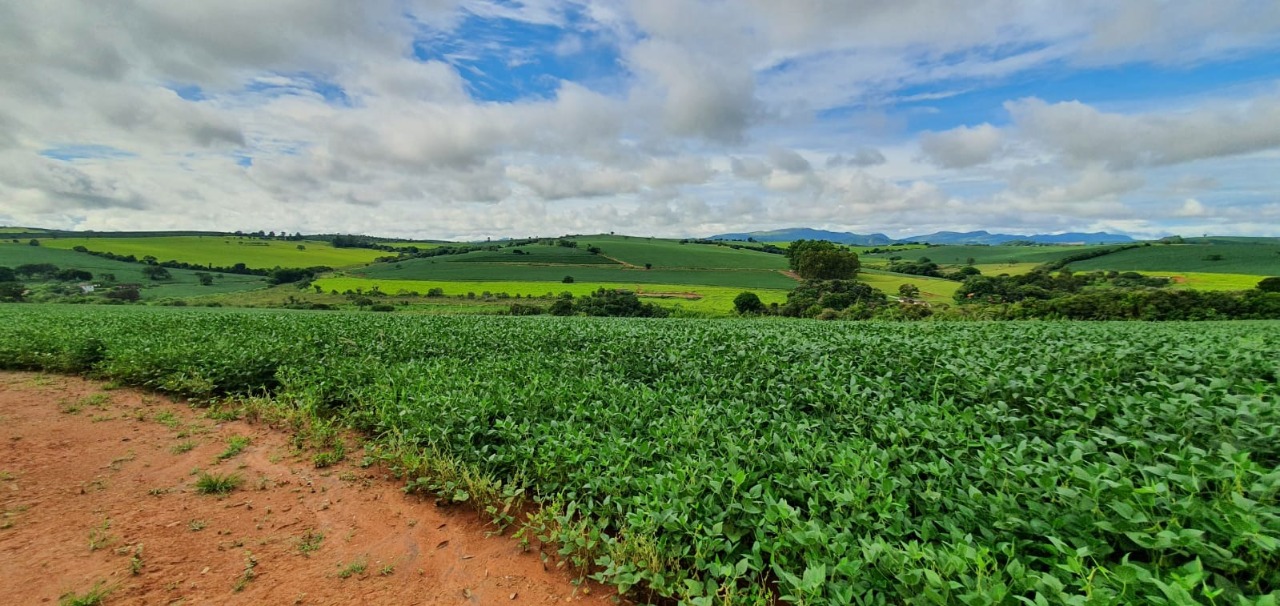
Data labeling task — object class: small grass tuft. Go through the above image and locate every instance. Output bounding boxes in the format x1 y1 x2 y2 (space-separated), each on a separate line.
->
59 581 113 606
153 410 181 429
194 471 243 495
216 436 251 462
337 557 367 579
232 551 257 592
296 529 324 556
87 518 114 552
171 440 197 454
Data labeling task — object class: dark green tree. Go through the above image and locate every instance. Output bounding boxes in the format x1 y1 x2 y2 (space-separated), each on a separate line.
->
786 240 860 280
733 292 766 315
141 265 172 281
1258 277 1280 293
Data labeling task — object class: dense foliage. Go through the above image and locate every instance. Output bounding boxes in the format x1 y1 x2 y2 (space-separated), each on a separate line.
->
0 306 1277 605
786 240 861 280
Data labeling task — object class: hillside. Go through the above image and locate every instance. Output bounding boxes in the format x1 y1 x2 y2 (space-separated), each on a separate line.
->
0 240 266 299
39 236 386 269
1065 241 1280 274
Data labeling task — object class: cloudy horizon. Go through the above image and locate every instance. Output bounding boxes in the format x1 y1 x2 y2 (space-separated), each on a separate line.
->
2 1 1279 241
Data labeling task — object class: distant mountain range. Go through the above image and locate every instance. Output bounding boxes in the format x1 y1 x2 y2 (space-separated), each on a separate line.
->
711 228 1135 246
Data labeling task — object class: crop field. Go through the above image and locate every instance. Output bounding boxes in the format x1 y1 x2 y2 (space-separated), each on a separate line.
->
0 241 267 299
40 236 386 269
583 235 790 270
858 269 960 302
355 261 798 290
1067 243 1280 275
1137 272 1274 292
1 305 1275 605
862 245 1094 267
445 245 621 265
314 276 790 314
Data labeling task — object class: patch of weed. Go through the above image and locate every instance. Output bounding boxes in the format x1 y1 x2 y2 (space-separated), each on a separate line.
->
171 440 197 454
216 436 251 462
58 581 113 606
337 557 367 579
296 529 324 556
194 471 242 495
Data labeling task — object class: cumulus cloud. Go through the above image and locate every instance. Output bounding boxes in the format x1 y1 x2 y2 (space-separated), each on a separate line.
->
919 124 1005 168
1006 96 1280 169
826 148 886 168
1 1 1279 237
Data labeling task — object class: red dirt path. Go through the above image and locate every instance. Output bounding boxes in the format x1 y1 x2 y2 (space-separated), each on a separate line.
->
0 371 617 605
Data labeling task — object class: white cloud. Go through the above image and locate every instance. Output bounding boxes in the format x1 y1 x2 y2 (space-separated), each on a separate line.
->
919 124 1005 169
0 1 1279 238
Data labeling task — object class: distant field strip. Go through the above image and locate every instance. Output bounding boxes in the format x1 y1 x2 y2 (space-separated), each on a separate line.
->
1138 271 1271 291
1067 243 1280 274
42 237 386 269
315 276 790 313
356 261 798 289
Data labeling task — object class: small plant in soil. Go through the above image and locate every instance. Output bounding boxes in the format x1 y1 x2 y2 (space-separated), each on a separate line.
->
87 518 113 551
233 551 257 592
189 519 207 532
153 410 181 429
216 436 251 462
129 544 144 575
171 440 197 454
58 581 113 606
296 529 324 556
194 471 242 495
337 557 367 579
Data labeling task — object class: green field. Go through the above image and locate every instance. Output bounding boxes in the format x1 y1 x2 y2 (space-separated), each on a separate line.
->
445 245 619 265
862 244 1096 267
1137 271 1273 291
1 306 1276 604
356 261 797 290
859 269 961 302
41 236 386 269
583 235 790 269
1067 242 1280 275
315 276 789 314
0 241 267 299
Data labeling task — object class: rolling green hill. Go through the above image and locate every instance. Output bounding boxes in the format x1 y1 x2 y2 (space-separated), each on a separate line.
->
0 241 267 299
41 236 386 269
1067 242 1280 275
356 258 797 290
862 244 1100 266
584 235 789 269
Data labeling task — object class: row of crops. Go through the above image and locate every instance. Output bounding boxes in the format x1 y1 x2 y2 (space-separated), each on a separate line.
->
1 305 1277 604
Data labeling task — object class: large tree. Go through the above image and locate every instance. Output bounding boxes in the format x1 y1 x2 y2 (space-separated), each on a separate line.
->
786 239 860 280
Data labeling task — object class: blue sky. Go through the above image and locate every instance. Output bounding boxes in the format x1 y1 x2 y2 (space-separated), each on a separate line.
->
2 1 1279 239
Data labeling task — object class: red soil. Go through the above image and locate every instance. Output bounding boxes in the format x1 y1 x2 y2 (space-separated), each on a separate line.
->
0 371 617 605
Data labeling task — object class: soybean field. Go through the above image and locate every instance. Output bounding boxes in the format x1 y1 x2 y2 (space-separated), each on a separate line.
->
0 305 1277 605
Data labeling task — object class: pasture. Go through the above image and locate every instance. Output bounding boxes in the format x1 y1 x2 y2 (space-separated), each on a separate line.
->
0 241 266 299
314 276 790 314
41 236 386 269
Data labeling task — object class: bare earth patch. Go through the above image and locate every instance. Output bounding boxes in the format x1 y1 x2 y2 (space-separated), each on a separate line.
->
0 371 616 605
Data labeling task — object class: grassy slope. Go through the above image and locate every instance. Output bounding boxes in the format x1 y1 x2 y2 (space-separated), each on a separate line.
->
356 262 798 289
860 269 960 303
1067 242 1280 275
0 241 266 299
1136 271 1271 291
314 276 790 314
862 244 1096 266
585 235 790 269
42 236 385 269
446 246 619 265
